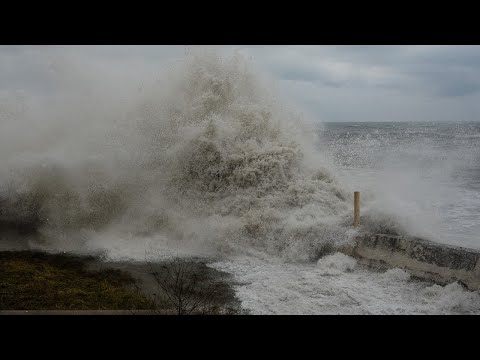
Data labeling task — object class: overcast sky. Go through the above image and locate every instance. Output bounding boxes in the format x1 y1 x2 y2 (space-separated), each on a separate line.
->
1 45 480 122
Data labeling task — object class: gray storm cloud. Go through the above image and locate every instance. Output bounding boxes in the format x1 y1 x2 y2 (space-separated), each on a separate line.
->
1 45 480 123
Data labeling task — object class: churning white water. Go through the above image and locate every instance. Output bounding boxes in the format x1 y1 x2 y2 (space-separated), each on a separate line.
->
211 254 480 315
0 50 354 260
1 48 479 314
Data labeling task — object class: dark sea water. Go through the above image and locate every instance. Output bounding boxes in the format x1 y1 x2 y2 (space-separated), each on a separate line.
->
318 122 480 248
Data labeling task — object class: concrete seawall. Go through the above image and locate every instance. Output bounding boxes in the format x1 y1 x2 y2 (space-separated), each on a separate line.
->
342 234 480 290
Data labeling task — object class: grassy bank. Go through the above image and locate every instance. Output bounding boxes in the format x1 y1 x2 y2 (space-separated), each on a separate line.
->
0 250 242 314
0 251 156 310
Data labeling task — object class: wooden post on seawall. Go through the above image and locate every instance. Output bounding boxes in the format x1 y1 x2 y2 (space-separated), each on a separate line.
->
353 191 360 227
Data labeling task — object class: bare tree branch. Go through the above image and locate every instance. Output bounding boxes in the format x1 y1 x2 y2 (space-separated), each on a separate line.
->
146 255 226 315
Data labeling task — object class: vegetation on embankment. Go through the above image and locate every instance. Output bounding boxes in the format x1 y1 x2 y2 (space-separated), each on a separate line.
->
0 251 156 310
0 250 243 314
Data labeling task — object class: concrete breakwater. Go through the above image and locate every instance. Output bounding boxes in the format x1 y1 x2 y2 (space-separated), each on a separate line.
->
342 234 480 290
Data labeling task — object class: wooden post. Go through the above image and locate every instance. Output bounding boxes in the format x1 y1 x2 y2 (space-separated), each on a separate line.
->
353 191 360 227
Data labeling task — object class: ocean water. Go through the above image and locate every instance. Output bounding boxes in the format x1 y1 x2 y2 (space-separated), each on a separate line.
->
210 253 480 315
319 121 480 248
211 121 480 315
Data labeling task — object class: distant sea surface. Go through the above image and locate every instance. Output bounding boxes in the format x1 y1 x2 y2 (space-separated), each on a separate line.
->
319 122 480 249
